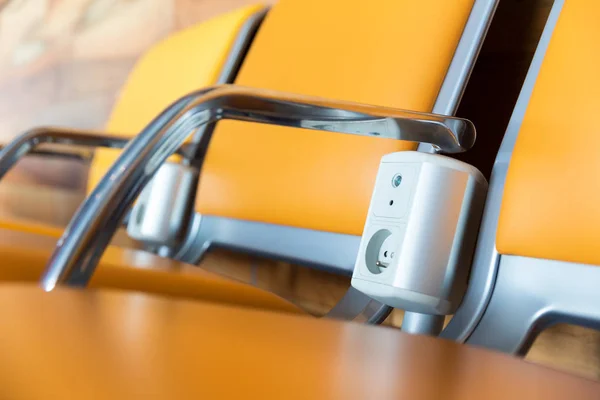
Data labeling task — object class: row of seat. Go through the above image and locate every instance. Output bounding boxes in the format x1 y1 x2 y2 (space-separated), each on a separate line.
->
0 0 599 359
1 0 488 323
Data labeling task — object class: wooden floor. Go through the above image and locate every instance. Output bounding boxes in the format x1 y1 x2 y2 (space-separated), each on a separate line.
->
1 0 599 381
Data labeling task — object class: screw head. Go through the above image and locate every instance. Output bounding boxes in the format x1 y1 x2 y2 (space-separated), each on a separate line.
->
392 174 402 188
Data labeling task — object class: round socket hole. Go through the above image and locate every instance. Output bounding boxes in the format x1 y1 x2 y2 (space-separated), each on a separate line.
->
391 174 403 188
135 203 146 225
364 229 392 274
389 200 394 206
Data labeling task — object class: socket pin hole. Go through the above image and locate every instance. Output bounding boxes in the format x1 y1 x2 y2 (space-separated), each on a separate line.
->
135 204 146 225
389 200 394 206
384 251 388 257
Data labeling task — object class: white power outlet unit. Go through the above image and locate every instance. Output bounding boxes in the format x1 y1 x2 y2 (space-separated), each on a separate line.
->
351 151 487 315
127 162 197 245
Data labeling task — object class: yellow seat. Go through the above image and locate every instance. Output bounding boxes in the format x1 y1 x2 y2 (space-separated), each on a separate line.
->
458 0 600 354
496 0 600 265
1 3 266 238
87 3 267 190
0 285 598 398
0 217 63 239
0 228 301 315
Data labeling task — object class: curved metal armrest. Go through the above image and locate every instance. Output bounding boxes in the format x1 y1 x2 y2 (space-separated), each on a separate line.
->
0 128 129 181
40 84 476 290
0 127 196 182
0 145 94 164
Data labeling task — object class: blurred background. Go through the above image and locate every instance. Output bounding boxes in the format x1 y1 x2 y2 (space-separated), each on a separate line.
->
0 0 598 380
0 0 271 225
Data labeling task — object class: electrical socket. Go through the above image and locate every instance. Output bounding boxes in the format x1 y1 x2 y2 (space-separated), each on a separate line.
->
351 151 487 315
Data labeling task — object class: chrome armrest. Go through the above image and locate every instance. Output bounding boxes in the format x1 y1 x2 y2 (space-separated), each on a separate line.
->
0 145 93 164
0 127 195 181
40 84 476 290
0 128 129 180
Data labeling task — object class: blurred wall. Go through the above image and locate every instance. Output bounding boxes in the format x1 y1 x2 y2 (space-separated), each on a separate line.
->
0 0 269 188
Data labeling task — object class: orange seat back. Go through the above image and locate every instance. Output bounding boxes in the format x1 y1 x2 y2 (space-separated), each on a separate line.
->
87 4 266 192
496 0 600 266
196 0 475 236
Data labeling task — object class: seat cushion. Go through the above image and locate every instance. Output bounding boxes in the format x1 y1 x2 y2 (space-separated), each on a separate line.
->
197 0 475 235
0 228 302 315
0 285 598 398
0 217 63 238
496 0 600 266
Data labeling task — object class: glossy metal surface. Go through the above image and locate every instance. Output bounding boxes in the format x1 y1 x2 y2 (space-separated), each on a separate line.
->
187 6 268 151
127 163 197 245
0 127 193 181
418 0 499 152
0 145 91 163
325 286 391 324
402 312 444 336
431 0 499 116
180 86 477 156
175 214 362 275
41 84 475 291
214 8 268 89
468 255 600 354
0 128 128 180
1 285 599 399
130 8 266 245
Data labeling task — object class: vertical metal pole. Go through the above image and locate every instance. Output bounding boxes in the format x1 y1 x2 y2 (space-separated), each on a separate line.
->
402 312 445 336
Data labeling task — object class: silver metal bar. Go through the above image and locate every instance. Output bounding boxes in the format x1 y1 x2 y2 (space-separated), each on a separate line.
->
186 7 268 160
433 0 499 117
418 0 499 153
39 84 476 291
402 312 444 336
0 127 195 181
0 145 92 163
325 286 391 324
0 127 128 180
175 214 391 323
467 255 600 354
